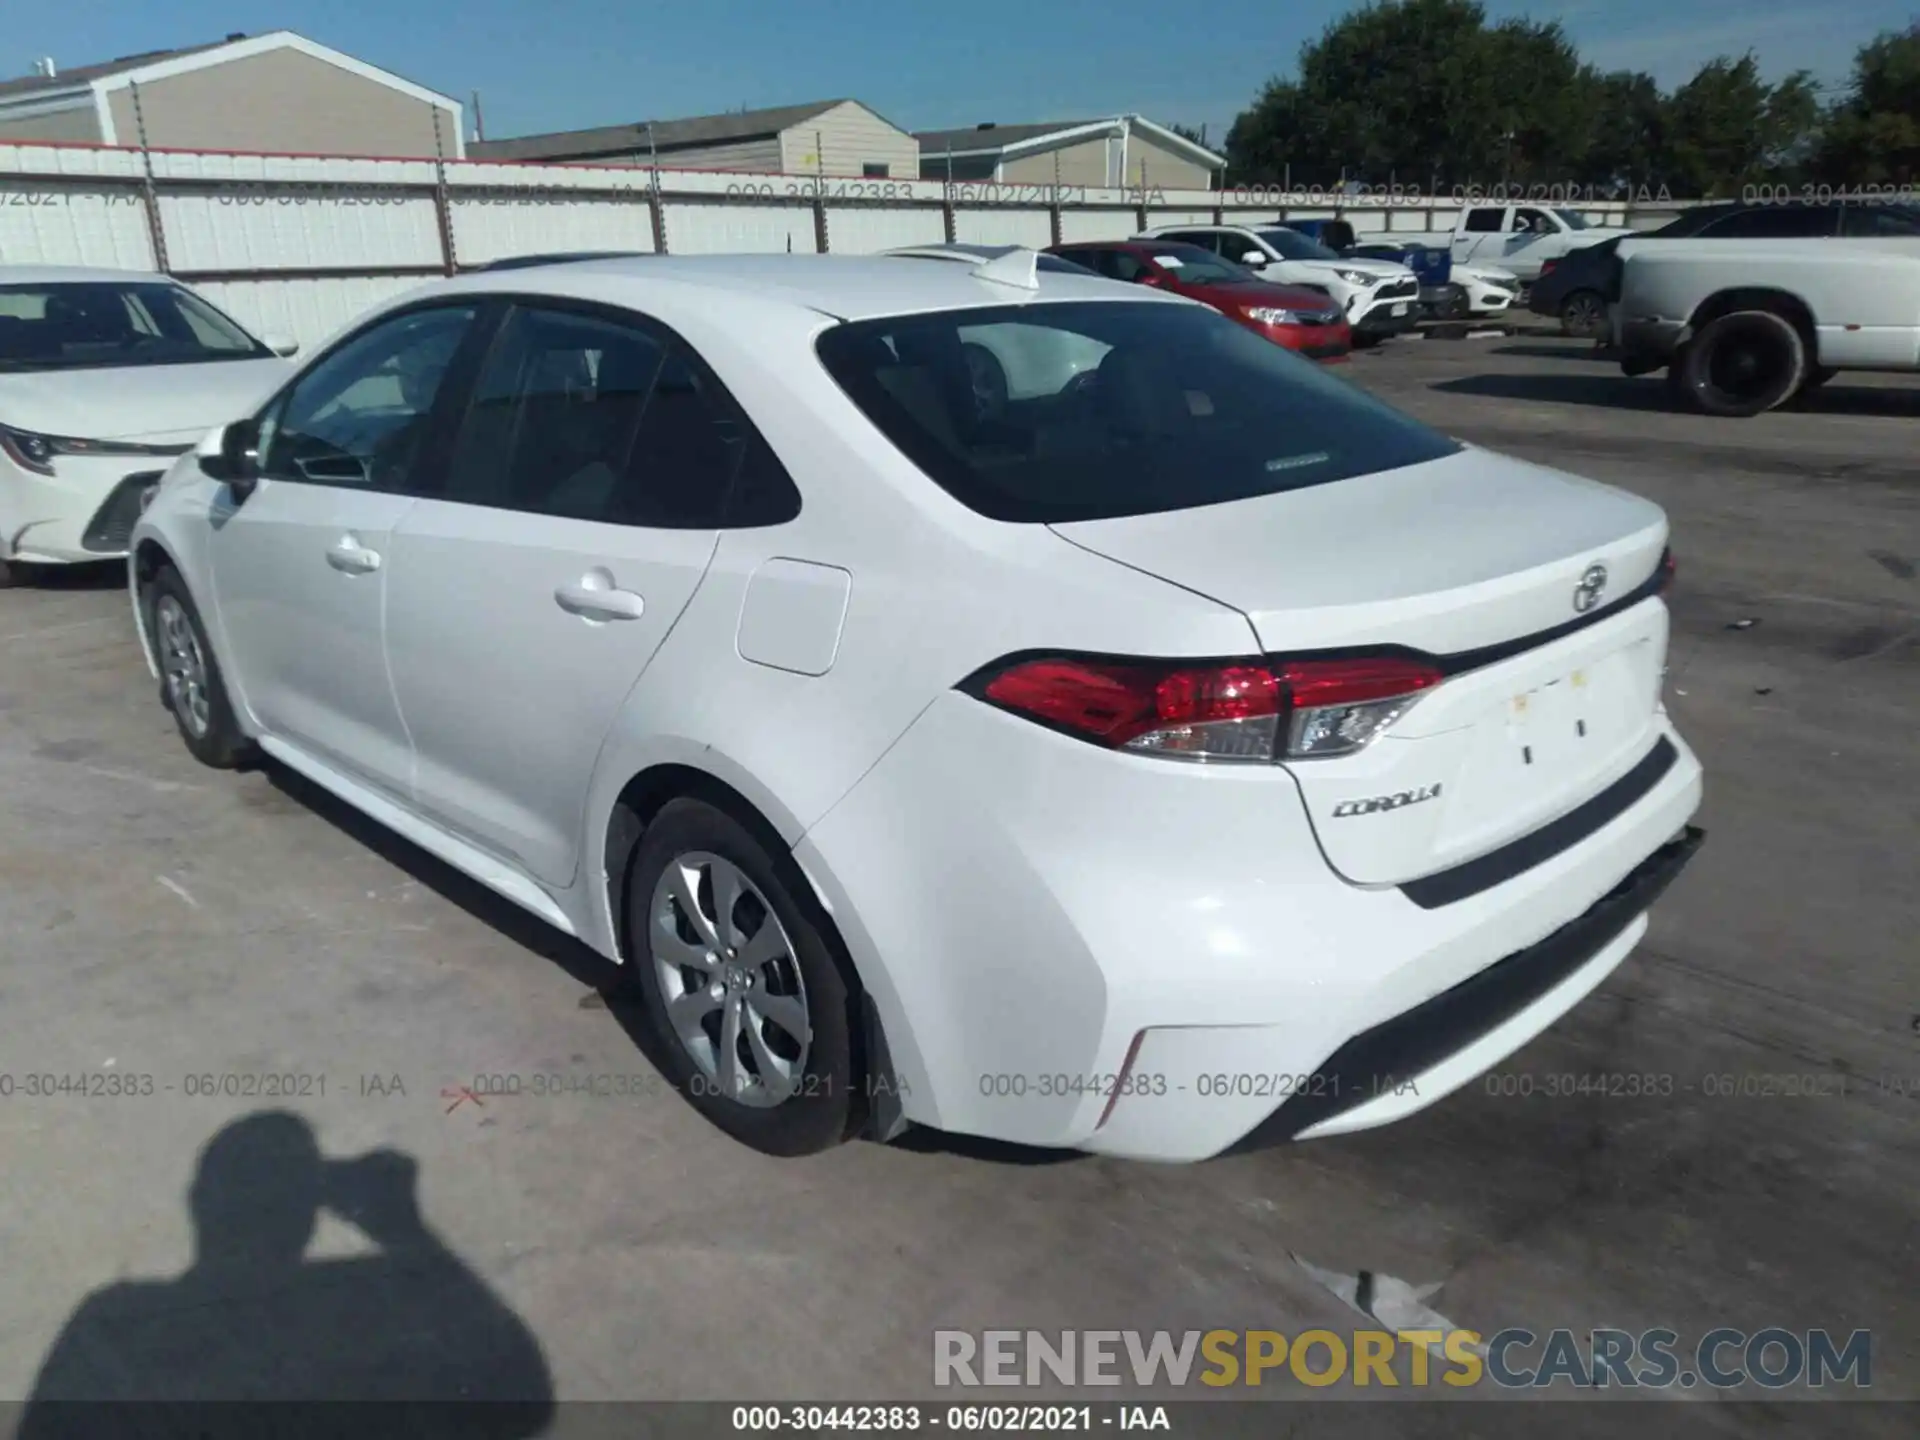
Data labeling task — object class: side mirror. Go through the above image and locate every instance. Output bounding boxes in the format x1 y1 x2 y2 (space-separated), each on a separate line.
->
264 333 301 358
199 418 263 500
1136 270 1169 287
1238 250 1268 268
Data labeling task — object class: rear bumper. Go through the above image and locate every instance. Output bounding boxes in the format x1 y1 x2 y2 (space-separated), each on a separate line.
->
1228 824 1703 1149
799 683 1704 1162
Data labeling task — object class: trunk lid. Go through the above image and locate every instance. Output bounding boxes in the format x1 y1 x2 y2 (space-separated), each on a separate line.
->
1050 447 1672 886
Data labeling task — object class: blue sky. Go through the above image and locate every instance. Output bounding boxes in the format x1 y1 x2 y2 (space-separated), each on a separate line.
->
11 0 1911 144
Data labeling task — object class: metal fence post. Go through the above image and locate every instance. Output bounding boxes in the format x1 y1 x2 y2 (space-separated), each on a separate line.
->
647 171 668 254
430 102 457 275
647 123 668 253
1048 153 1063 246
127 80 170 274
811 129 829 254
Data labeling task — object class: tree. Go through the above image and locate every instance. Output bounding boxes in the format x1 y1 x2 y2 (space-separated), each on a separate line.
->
1220 0 1846 196
1475 18 1600 182
1815 24 1920 183
1226 0 1509 185
1580 71 1666 191
1661 55 1820 195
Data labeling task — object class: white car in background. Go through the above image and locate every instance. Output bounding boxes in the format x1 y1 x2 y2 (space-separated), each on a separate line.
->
1139 224 1422 344
128 249 1703 1162
0 265 295 586
1452 261 1522 316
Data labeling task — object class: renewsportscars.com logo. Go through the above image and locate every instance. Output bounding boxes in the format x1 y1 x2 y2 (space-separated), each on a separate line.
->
933 1328 1872 1391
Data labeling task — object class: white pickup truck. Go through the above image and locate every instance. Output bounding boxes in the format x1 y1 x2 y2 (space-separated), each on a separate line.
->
1613 237 1920 415
1394 203 1635 281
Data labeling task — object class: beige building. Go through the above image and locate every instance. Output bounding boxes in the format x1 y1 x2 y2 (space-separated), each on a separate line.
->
471 99 917 178
914 116 1223 190
0 31 462 158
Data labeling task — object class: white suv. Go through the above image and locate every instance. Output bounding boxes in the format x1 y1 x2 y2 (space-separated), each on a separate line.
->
129 250 1703 1162
1140 224 1422 343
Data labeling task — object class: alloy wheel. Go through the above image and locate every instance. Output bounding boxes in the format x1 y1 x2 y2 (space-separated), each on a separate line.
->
155 594 211 739
1563 292 1603 337
650 851 812 1108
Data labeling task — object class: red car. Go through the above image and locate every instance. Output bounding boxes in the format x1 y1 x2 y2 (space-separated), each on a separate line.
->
1046 240 1352 361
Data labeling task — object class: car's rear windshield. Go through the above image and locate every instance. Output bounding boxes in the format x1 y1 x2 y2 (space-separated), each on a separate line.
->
814 300 1459 523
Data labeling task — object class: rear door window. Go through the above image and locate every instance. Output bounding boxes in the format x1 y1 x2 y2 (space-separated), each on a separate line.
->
815 300 1459 523
1840 205 1920 237
441 304 799 528
1698 206 1836 238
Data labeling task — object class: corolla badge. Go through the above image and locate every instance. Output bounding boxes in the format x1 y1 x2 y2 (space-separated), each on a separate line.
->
1331 783 1442 818
1573 562 1609 614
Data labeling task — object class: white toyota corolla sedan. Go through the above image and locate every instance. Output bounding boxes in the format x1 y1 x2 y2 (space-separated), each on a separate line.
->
0 265 295 586
127 250 1704 1162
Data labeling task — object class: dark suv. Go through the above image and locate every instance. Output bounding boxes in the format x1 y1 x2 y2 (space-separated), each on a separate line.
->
1529 202 1920 337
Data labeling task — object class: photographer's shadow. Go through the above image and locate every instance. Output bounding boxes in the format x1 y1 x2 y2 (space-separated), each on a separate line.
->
18 1112 554 1438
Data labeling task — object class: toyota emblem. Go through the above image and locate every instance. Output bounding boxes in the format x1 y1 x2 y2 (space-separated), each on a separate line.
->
1572 563 1609 614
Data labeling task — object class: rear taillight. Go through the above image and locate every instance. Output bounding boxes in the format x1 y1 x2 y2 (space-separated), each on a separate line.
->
980 658 1282 760
1539 258 1559 276
1656 547 1676 595
970 653 1441 762
1279 656 1443 757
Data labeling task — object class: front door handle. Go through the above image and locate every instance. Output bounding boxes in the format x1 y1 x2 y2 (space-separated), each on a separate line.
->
555 582 645 622
326 538 382 575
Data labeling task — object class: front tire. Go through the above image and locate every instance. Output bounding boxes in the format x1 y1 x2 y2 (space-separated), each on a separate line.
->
1671 309 1807 417
146 566 251 768
620 798 863 1156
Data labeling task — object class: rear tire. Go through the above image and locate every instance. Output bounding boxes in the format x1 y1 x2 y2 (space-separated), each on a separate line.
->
620 798 864 1156
146 566 251 768
1559 289 1605 339
0 559 14 590
1671 309 1807 417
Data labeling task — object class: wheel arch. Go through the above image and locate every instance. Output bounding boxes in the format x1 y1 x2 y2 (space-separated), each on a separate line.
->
596 758 903 1139
1687 288 1819 361
598 759 814 967
131 536 184 676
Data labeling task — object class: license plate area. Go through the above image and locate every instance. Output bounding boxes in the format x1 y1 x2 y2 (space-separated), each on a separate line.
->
1284 600 1669 888
1433 638 1661 861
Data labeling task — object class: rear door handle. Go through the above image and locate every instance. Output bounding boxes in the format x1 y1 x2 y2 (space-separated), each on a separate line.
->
555 582 645 622
326 539 382 575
